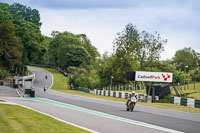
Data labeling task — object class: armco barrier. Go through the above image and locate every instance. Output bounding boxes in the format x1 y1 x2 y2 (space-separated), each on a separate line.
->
171 96 200 108
29 64 68 77
75 87 90 93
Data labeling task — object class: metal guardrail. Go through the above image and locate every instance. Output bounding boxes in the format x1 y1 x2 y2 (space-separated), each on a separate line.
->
28 64 68 77
75 87 90 93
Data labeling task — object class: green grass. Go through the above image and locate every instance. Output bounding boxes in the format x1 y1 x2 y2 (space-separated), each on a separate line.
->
0 100 5 102
171 83 200 99
29 66 200 113
27 70 33 75
41 67 69 91
0 104 90 133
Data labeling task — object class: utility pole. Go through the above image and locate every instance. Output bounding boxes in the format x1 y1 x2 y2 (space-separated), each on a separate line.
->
110 76 113 90
184 65 188 90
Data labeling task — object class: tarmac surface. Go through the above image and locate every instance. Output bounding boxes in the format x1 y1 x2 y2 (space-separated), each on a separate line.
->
0 67 200 133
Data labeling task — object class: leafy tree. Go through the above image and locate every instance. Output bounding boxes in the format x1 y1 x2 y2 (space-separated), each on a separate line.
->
113 23 139 56
48 31 82 66
0 3 13 23
172 47 199 71
101 23 166 87
14 19 44 64
189 67 200 81
97 53 115 86
137 31 166 68
0 20 21 70
0 2 45 65
65 47 91 68
10 3 41 28
42 36 53 64
77 34 100 61
113 23 166 69
67 66 100 89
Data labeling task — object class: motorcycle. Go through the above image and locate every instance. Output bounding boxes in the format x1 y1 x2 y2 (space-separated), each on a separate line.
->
126 96 137 112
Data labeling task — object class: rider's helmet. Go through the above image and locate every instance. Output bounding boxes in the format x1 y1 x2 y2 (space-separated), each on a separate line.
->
132 91 135 96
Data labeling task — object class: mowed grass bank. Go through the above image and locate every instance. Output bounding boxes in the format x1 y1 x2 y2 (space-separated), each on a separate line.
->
170 83 200 100
0 104 90 133
29 66 200 113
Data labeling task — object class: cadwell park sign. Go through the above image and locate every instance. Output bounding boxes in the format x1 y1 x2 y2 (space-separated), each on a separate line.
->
126 71 173 83
136 71 173 83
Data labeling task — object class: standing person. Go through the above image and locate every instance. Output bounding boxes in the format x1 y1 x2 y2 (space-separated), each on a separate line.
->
45 75 47 79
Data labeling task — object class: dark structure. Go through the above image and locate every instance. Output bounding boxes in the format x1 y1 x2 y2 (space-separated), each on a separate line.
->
146 84 171 101
125 71 135 81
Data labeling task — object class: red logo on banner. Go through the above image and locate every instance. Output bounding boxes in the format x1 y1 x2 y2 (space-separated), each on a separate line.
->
162 74 170 81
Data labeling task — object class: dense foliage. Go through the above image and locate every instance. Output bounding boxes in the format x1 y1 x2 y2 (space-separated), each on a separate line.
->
0 2 45 78
1 2 200 89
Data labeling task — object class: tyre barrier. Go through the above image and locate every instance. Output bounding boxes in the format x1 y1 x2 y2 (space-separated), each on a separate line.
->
94 89 153 102
170 96 200 108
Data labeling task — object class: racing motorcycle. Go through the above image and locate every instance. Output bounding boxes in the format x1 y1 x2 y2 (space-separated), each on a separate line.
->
126 96 137 112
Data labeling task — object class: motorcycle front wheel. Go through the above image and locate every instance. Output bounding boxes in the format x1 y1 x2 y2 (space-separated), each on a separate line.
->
126 106 129 111
130 104 134 112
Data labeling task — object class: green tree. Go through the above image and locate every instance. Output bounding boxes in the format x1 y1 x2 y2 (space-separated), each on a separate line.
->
189 67 200 81
0 20 21 70
67 66 100 89
0 2 46 64
48 31 82 67
137 31 166 68
65 47 91 68
113 23 166 69
172 47 199 71
77 34 100 61
14 19 44 64
0 3 13 23
10 3 41 28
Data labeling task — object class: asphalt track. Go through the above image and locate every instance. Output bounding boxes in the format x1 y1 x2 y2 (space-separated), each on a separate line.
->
1 67 200 133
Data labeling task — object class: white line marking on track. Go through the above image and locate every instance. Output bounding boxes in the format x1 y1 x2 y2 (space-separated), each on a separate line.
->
0 97 98 133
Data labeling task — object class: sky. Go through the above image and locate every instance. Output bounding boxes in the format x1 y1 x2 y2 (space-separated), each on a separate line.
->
1 0 200 60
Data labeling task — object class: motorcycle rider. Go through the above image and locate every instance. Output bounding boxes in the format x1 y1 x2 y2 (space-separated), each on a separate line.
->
126 91 137 105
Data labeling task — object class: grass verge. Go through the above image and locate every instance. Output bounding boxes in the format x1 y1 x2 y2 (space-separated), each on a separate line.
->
170 83 200 100
0 104 90 133
29 66 200 114
27 70 33 75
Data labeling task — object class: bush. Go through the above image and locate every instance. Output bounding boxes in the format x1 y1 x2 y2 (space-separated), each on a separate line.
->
67 67 100 89
157 94 172 103
0 68 9 80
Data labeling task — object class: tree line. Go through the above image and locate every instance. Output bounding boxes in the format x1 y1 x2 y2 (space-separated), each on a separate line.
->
0 2 200 89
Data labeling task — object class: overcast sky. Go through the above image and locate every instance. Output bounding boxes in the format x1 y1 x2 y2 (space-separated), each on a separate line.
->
2 0 200 60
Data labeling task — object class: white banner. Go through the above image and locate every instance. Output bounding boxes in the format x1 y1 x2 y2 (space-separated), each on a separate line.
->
135 71 173 82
